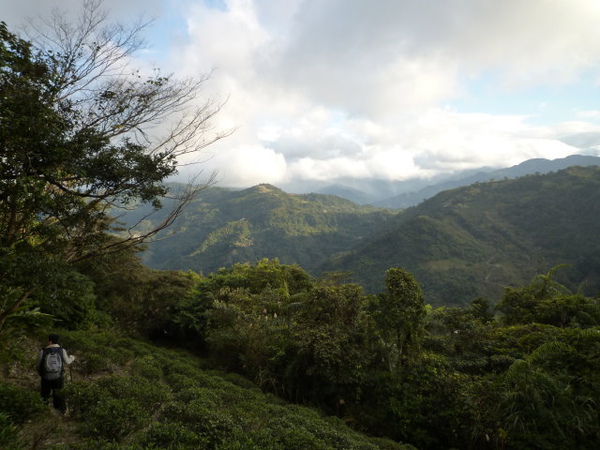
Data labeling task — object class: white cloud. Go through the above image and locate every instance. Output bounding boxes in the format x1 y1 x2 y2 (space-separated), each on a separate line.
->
198 144 287 187
5 0 600 189
576 111 600 121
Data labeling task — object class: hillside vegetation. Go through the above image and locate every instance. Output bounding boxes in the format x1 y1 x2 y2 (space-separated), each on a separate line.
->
332 166 600 304
2 259 599 449
1 329 405 449
129 183 396 275
129 167 600 306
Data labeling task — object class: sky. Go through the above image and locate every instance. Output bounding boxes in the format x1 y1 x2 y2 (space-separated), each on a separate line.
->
4 0 600 190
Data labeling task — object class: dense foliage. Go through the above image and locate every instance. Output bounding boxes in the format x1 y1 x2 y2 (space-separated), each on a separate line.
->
1 331 407 449
3 257 599 449
330 166 600 303
153 260 600 449
122 168 600 306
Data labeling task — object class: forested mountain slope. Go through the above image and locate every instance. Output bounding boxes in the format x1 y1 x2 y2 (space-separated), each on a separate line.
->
130 167 600 307
328 166 600 305
132 183 396 275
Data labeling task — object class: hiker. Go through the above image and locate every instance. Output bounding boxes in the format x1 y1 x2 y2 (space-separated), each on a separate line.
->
36 334 75 414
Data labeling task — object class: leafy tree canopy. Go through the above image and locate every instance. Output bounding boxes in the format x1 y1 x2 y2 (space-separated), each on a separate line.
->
0 1 226 334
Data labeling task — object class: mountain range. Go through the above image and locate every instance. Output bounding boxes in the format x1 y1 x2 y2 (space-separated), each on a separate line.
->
124 156 600 306
309 154 600 207
327 165 600 304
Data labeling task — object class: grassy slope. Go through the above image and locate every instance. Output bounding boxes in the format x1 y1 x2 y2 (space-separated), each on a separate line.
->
0 329 409 449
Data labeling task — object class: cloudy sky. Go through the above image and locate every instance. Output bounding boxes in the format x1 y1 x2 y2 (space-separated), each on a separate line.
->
5 0 600 190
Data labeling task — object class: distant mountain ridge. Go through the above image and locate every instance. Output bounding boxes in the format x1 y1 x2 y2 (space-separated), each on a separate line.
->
312 155 600 207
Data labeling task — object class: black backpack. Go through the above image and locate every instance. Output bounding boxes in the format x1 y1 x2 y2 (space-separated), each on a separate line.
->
41 347 64 380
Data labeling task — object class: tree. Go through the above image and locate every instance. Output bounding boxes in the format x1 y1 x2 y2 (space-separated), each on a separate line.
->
374 268 426 370
170 260 313 380
497 266 600 327
494 341 591 449
0 1 228 333
287 282 379 409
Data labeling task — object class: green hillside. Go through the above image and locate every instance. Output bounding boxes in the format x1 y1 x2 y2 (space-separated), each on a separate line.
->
132 167 600 307
1 329 407 449
3 258 600 449
330 166 600 305
133 183 396 274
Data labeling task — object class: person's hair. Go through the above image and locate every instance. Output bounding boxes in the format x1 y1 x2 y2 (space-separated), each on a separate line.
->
48 334 60 344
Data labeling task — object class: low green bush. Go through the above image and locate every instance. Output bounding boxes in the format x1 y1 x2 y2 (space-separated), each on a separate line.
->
0 412 23 450
65 440 152 449
113 337 155 356
159 398 239 446
262 415 330 449
65 381 105 417
95 375 170 411
59 330 135 374
67 376 168 442
164 372 201 392
173 386 222 406
137 422 209 449
131 355 163 380
0 381 46 425
5 329 414 449
84 397 150 441
222 370 260 389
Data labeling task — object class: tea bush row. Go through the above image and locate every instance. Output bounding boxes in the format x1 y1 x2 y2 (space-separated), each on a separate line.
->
59 330 407 449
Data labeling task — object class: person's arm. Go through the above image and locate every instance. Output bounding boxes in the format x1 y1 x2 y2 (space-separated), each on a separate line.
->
61 348 75 365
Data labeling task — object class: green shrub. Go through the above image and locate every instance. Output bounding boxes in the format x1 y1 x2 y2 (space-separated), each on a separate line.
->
222 371 259 389
262 415 329 450
113 337 154 356
162 357 208 379
173 387 222 406
132 355 163 380
82 353 113 375
59 330 135 374
65 440 152 449
0 412 23 449
164 372 201 392
160 399 238 446
83 397 150 441
96 375 170 411
65 381 106 417
138 422 209 449
0 382 45 424
67 376 167 442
